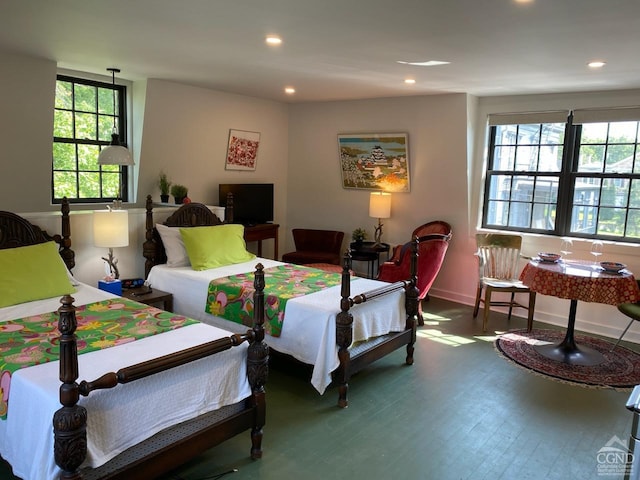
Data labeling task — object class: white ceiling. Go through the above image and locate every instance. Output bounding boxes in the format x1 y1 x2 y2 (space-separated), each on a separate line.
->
1 0 639 103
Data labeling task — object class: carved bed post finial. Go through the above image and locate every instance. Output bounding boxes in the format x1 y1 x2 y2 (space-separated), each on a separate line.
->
336 250 354 408
247 263 268 459
59 197 75 272
53 294 87 479
143 195 157 278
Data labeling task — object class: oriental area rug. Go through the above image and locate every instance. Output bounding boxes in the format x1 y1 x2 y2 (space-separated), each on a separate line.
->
495 329 640 390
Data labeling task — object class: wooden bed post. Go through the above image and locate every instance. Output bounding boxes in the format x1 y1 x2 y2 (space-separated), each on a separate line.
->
404 237 420 365
336 251 354 408
143 195 157 278
53 294 87 480
247 263 268 459
58 197 75 272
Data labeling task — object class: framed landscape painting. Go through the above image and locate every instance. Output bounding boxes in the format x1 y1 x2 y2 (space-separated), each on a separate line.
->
225 129 260 171
338 133 410 192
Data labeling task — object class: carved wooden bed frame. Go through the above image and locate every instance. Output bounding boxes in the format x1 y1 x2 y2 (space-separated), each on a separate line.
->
0 199 268 480
143 195 419 408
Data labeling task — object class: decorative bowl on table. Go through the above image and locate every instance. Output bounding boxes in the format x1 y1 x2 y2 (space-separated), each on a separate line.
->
600 261 627 274
538 252 561 263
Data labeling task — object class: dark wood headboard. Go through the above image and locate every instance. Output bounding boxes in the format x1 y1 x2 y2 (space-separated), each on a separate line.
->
0 198 75 272
143 194 234 277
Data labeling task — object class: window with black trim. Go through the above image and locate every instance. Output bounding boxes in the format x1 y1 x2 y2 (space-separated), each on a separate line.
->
482 108 640 242
52 74 129 203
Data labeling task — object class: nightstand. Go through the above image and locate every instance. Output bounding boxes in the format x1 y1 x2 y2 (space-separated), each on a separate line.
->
121 287 174 312
349 241 390 278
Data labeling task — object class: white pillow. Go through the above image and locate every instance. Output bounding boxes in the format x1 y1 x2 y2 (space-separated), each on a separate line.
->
156 223 190 267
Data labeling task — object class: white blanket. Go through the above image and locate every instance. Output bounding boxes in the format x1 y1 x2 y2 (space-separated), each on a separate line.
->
147 259 407 393
0 284 250 480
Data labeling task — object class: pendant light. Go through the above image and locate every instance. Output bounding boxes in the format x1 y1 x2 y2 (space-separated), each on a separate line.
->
97 67 134 166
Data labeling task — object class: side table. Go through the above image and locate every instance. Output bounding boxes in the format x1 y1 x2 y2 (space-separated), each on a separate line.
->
122 287 174 312
349 241 390 278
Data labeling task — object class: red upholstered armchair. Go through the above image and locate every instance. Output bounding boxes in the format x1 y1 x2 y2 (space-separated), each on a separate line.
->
387 220 452 264
377 232 452 325
281 228 345 265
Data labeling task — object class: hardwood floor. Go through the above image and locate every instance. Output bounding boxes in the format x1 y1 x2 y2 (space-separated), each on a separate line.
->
1 298 635 479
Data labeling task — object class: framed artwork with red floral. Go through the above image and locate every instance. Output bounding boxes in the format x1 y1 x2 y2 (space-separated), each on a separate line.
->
225 129 260 171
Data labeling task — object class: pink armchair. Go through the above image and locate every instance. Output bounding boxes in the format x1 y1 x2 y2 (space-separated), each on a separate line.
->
377 232 452 325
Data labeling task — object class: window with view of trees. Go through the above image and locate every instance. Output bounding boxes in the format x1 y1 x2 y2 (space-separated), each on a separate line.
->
52 74 129 203
482 108 640 242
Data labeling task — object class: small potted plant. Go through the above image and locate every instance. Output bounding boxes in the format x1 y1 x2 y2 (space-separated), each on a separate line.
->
352 227 367 245
170 184 189 204
158 171 172 203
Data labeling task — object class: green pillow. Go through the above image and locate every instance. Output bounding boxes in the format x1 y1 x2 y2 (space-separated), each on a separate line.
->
0 241 76 308
180 225 256 271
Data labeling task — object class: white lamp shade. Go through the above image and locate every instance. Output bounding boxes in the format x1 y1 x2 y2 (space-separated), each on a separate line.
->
93 210 130 248
97 144 134 166
369 192 391 219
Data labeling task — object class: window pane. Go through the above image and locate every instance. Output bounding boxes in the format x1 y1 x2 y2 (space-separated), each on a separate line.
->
627 210 640 238
538 145 563 172
534 176 559 203
488 175 512 200
75 112 97 141
597 207 625 236
600 178 629 208
78 172 101 198
605 144 634 173
78 144 99 170
630 180 640 208
492 146 515 170
577 145 605 172
101 172 121 197
99 115 114 142
55 81 72 110
52 143 76 170
515 146 538 171
518 124 540 144
571 204 597 234
98 87 114 115
53 110 73 138
532 203 555 230
573 177 601 205
608 121 638 143
74 84 96 113
53 171 77 198
508 202 530 227
485 200 509 226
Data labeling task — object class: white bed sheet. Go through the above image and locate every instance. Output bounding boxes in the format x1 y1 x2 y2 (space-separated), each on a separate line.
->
147 259 406 394
0 283 250 480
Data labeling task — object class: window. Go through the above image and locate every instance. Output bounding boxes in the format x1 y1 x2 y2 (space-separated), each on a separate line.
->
52 74 130 203
482 108 640 242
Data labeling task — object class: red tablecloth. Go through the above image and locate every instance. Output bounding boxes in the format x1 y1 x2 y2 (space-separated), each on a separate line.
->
520 259 640 305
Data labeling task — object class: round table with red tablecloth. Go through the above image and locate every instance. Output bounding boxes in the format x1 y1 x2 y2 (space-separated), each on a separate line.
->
520 259 640 366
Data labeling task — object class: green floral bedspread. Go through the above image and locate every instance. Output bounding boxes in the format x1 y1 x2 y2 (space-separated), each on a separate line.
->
0 298 197 419
206 264 344 337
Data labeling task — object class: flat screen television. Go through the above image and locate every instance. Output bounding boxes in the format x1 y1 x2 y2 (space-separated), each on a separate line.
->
218 183 274 226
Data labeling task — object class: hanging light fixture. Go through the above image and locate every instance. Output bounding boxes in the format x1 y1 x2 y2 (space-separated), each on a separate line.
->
97 67 134 166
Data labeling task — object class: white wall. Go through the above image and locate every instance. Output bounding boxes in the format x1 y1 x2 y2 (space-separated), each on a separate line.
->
287 94 472 292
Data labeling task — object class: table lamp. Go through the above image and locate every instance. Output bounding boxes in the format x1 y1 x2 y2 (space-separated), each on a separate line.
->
93 207 129 280
369 192 391 246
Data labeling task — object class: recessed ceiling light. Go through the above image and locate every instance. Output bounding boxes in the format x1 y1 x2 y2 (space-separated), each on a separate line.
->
397 60 450 67
588 61 606 68
404 79 416 84
265 35 282 46
284 87 295 94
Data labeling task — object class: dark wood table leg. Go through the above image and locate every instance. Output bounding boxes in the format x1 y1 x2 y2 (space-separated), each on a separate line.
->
534 299 605 366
